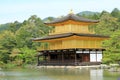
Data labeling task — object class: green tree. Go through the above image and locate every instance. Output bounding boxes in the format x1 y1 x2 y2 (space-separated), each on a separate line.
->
89 12 120 36
43 17 55 23
91 13 100 20
13 15 52 65
0 31 16 63
100 10 109 17
0 15 52 66
89 11 120 64
0 23 11 32
9 21 22 34
18 47 37 64
111 8 120 18
103 30 120 63
15 15 51 49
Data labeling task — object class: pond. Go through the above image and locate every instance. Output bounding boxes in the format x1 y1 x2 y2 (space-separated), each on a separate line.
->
0 68 120 80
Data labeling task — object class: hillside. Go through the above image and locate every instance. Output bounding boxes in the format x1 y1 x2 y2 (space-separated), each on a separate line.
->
0 23 11 32
77 11 100 15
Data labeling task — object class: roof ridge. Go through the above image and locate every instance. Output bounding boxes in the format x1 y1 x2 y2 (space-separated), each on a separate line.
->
45 14 99 24
33 33 109 41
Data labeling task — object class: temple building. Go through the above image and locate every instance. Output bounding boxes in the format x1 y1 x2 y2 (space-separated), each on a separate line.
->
33 11 108 66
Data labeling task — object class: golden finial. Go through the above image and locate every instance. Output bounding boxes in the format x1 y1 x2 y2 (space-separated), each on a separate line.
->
69 9 74 14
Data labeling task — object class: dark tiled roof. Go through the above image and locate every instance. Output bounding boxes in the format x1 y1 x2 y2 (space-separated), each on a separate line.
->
45 14 99 24
33 33 109 41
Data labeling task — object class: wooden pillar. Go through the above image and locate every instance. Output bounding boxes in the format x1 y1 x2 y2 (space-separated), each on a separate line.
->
89 50 90 62
74 50 77 64
102 50 103 61
44 53 47 65
96 50 97 62
48 53 50 62
58 52 61 63
44 55 46 61
62 52 64 63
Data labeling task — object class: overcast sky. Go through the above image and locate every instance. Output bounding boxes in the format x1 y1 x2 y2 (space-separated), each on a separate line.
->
0 0 120 24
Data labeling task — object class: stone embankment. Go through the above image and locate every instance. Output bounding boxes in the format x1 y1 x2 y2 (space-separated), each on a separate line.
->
36 64 108 69
36 64 120 71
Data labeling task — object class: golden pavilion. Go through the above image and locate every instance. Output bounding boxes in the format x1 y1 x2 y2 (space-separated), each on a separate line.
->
33 11 108 66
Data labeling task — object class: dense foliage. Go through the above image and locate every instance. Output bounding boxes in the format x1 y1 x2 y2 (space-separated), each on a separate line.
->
0 15 52 67
0 8 120 67
89 8 120 64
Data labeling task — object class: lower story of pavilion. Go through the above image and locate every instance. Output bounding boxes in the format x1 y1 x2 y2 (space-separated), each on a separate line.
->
37 48 104 66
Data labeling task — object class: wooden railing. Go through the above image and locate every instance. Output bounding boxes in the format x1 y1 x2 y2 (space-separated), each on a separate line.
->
38 61 101 66
38 61 76 66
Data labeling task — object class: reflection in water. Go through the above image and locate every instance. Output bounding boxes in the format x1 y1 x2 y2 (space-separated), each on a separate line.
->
90 69 103 80
0 68 120 80
38 68 90 80
0 70 5 76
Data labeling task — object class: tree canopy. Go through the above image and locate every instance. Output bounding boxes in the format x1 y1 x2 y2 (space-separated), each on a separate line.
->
0 15 51 66
89 8 120 64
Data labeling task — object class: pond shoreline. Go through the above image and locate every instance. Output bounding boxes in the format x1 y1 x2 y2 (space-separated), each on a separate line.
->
36 64 120 72
36 64 107 69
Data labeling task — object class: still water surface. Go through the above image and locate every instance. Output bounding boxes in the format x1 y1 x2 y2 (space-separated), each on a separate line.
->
0 68 120 80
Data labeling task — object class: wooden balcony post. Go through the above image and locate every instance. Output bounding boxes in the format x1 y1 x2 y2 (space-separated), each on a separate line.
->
96 50 97 62
48 53 50 62
62 52 64 63
74 50 77 65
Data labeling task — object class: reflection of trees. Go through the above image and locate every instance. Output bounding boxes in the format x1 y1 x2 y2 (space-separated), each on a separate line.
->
2 69 119 80
39 68 90 80
0 70 5 76
104 70 120 77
